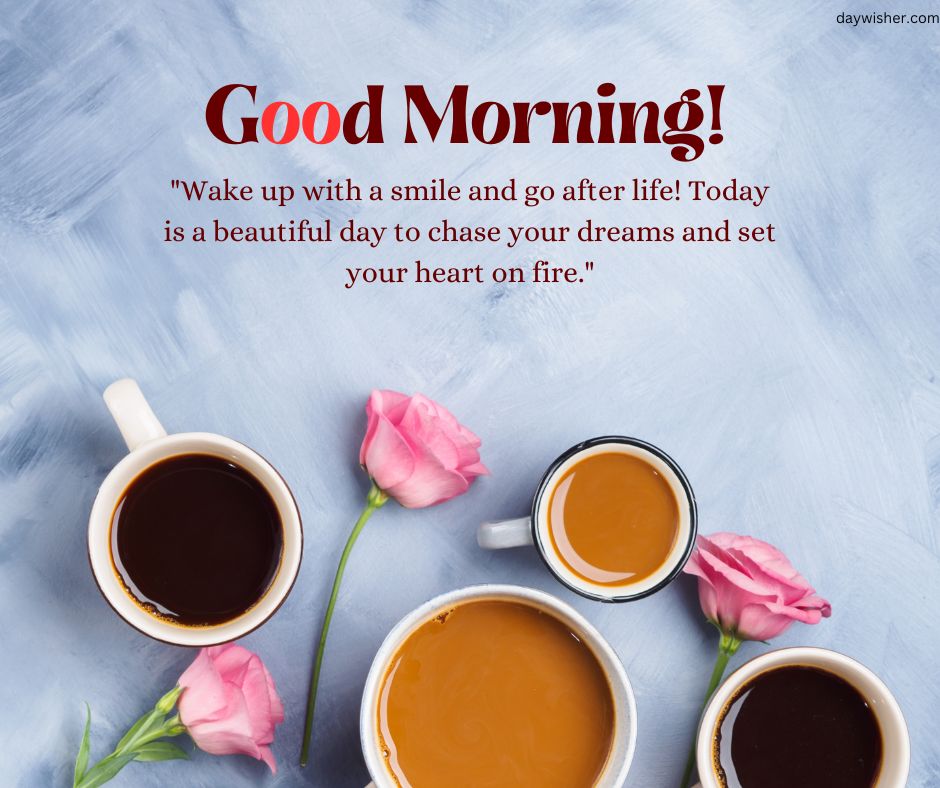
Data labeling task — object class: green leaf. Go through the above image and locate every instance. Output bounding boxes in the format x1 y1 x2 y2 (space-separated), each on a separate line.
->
133 741 190 762
76 753 136 788
72 704 92 787
115 708 162 753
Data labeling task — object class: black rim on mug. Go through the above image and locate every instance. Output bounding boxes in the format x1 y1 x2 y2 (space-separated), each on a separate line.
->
529 435 698 603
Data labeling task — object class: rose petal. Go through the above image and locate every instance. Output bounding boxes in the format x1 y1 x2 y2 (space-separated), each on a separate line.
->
207 644 254 684
359 404 380 466
378 390 413 423
363 413 416 490
263 664 284 724
697 544 780 600
683 554 742 631
794 594 832 617
258 745 277 774
239 656 277 745
728 534 791 569
186 683 260 758
457 423 483 448
696 576 721 623
735 603 799 641
386 452 470 508
399 395 485 473
764 601 826 625
450 427 486 469
360 390 411 464
416 394 457 429
734 554 819 606
459 461 490 478
178 649 227 726
400 398 461 469
696 535 753 577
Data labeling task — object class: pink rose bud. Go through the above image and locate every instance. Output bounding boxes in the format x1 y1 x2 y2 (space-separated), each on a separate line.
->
683 532 832 642
178 644 284 773
359 389 489 508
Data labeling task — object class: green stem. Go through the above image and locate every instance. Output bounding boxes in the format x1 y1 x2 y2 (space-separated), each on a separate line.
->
300 482 387 767
75 711 185 788
679 632 742 788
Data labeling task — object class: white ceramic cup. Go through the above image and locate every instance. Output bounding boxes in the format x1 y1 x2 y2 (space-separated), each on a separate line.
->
359 584 637 788
692 647 910 787
478 436 697 602
87 378 303 646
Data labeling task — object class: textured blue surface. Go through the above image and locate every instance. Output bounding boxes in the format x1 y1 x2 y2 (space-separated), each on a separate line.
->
1 2 939 786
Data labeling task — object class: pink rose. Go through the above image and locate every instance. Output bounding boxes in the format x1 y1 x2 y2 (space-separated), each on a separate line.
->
178 644 284 773
678 533 832 787
683 532 832 641
359 389 489 508
300 389 488 767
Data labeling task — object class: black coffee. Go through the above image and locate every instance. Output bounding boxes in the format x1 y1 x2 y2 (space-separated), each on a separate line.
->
714 665 882 788
111 453 282 627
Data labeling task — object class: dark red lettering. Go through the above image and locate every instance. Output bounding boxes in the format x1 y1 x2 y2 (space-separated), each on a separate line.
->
404 85 468 143
205 84 258 144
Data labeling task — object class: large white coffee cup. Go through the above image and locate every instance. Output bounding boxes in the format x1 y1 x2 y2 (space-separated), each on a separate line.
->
692 647 909 787
87 379 303 646
358 584 637 788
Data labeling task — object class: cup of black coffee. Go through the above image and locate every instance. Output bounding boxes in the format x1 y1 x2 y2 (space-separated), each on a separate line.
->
692 646 909 788
88 379 303 646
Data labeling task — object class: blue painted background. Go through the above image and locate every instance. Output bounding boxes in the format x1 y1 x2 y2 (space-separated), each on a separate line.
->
1 1 938 786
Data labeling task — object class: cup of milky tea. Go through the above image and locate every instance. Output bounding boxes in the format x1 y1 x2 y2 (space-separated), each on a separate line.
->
479 436 697 602
359 584 637 787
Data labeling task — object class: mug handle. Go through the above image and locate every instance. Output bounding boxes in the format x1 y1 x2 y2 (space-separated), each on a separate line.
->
477 517 534 549
103 379 167 451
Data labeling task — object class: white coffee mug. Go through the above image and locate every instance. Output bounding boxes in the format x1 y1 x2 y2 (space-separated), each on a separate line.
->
359 584 637 788
87 379 303 646
692 647 910 787
478 436 697 602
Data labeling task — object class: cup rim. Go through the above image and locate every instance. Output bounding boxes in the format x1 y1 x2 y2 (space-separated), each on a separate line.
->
87 432 303 647
359 583 637 788
695 646 910 788
529 435 698 603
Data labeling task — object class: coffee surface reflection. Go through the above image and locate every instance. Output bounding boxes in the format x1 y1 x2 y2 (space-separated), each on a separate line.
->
377 599 614 787
548 451 679 586
714 665 882 788
110 453 283 627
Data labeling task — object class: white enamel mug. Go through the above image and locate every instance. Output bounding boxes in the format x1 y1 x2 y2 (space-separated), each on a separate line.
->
359 584 637 788
87 379 303 646
478 436 697 602
692 647 910 787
